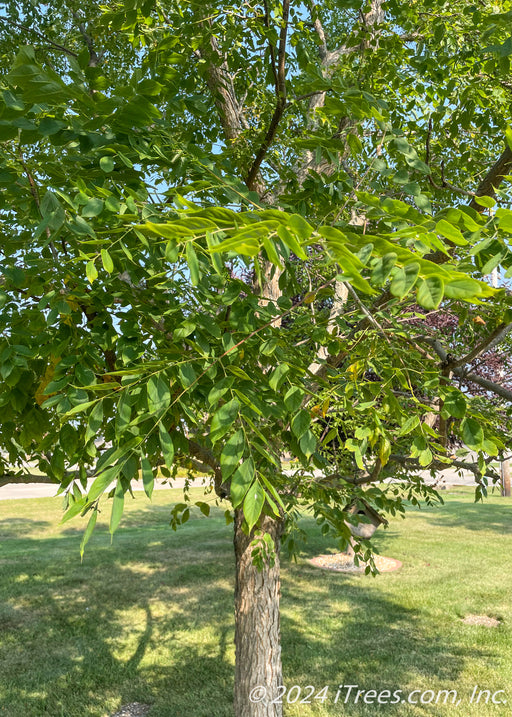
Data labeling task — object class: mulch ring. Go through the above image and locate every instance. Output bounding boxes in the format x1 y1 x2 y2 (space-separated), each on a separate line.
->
109 704 151 717
309 553 402 573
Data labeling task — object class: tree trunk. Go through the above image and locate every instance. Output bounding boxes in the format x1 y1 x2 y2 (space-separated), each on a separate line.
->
501 459 511 497
233 509 284 717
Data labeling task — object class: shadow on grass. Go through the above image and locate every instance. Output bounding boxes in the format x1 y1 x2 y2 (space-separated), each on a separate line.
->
0 518 53 539
408 497 512 534
0 508 493 717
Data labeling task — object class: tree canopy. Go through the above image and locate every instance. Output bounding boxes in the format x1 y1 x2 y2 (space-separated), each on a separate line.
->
1 1 512 714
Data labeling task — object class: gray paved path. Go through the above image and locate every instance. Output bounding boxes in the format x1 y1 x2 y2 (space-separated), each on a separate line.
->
0 476 210 501
0 465 483 501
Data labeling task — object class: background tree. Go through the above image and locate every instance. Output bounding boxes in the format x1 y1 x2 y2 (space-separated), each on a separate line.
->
1 2 512 715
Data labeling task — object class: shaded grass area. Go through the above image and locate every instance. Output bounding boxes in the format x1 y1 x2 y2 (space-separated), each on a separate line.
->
0 488 511 716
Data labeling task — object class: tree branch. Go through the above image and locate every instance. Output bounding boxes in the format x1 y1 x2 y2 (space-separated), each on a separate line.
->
426 119 476 198
18 149 59 264
469 144 512 211
0 473 58 489
460 371 512 402
187 439 226 497
245 0 290 191
1 19 78 57
72 11 102 67
415 335 512 402
451 322 512 369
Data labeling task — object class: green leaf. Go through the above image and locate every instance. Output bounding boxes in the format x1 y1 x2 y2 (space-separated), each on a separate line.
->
100 156 114 172
497 208 512 232
284 386 304 412
179 363 197 388
195 501 210 517
259 474 285 511
418 447 433 467
186 242 200 285
417 276 444 309
481 251 507 276
115 391 132 436
208 378 234 406
85 401 103 443
61 495 87 525
80 508 98 559
88 463 123 502
506 128 512 153
62 398 100 418
83 198 104 218
110 479 125 535
397 415 420 437
291 409 310 439
230 458 255 507
2 89 24 111
206 231 225 273
299 429 317 458
473 195 496 208
86 261 98 284
461 418 484 450
276 224 308 260
379 437 392 466
60 423 78 457
243 479 265 531
101 249 114 273
390 263 420 298
444 278 487 300
211 223 267 255
269 363 289 391
482 439 498 457
141 457 154 499
159 424 175 470
221 429 245 480
288 214 313 241
435 219 468 246
443 389 466 419
147 375 171 413
371 252 397 285
210 398 240 443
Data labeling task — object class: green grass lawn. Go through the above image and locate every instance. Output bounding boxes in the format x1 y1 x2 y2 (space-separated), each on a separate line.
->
0 487 511 716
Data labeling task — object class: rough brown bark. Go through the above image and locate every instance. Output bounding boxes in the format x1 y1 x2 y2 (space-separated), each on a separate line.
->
233 509 284 717
469 145 512 211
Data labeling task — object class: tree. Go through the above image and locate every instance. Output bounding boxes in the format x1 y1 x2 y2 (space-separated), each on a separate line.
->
1 1 512 715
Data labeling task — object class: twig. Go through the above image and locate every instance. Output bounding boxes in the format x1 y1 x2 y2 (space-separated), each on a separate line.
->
426 118 476 198
451 322 512 369
18 149 59 264
72 11 103 67
344 281 391 342
1 19 78 57
245 0 290 190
